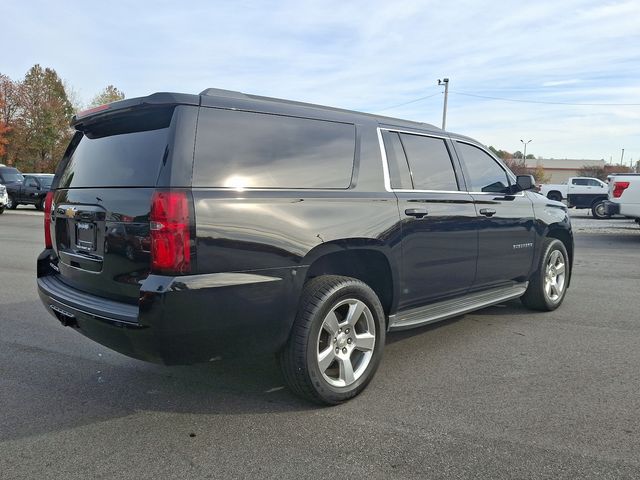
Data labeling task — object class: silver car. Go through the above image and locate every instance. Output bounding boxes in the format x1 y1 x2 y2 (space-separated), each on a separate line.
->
0 184 8 213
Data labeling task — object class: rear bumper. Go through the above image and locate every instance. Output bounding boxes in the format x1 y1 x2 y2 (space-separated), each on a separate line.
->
603 200 620 216
37 251 302 364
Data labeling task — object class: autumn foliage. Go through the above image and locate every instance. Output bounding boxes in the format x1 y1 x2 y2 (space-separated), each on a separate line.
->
0 67 124 172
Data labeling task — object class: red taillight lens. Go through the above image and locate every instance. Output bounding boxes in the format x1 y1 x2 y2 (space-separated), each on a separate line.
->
150 191 191 274
44 191 54 248
613 181 630 198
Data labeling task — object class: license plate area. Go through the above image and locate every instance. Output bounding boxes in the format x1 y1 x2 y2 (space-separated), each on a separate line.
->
75 222 96 251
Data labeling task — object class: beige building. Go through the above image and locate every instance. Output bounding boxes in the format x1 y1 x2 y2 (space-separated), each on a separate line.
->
524 158 606 183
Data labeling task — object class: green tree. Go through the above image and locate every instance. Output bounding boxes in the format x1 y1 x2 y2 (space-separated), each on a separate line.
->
90 85 125 107
18 64 74 172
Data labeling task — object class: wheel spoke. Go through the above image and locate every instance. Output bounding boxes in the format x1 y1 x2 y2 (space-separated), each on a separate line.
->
318 346 336 373
338 356 355 385
354 332 375 351
323 311 340 336
556 262 565 275
345 301 365 327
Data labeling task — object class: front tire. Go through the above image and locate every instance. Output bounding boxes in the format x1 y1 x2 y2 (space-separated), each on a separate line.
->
0 206 4 214
278 275 386 405
521 238 570 311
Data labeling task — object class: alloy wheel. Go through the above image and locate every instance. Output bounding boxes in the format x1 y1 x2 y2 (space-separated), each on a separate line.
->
316 298 376 388
544 249 566 302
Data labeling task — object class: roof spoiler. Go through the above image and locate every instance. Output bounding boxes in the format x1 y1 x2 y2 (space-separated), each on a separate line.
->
72 92 200 128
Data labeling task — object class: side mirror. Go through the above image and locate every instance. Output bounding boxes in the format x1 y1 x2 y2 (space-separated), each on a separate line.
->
515 174 535 192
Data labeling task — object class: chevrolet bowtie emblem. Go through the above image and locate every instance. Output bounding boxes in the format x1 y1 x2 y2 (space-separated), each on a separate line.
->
65 207 77 218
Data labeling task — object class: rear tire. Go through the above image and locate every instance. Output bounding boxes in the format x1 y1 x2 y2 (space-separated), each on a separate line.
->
278 275 386 405
591 199 610 219
7 195 17 209
521 238 570 311
35 199 44 211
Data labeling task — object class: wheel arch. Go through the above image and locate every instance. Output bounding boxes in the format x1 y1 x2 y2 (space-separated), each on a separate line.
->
302 241 398 319
547 190 562 199
545 226 574 286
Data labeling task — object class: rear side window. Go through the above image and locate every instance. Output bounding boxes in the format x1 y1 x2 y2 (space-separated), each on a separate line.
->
58 107 174 188
193 108 355 189
456 142 510 193
398 133 458 191
381 131 412 189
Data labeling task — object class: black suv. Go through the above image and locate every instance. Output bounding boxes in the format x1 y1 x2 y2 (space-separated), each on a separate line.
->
37 89 573 404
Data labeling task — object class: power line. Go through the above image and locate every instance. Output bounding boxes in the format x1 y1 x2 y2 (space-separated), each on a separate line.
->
375 92 441 112
452 91 640 106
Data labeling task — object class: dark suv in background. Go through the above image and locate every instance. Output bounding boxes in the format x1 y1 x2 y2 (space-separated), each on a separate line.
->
37 89 573 404
8 173 53 210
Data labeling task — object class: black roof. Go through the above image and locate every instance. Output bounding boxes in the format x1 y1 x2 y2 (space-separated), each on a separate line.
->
199 88 443 133
73 87 444 135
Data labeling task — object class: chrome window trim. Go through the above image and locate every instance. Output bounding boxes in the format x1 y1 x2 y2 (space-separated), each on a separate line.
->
377 127 463 194
376 127 393 193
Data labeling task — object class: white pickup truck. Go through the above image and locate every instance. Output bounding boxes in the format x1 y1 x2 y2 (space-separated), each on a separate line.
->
603 174 640 225
539 177 609 218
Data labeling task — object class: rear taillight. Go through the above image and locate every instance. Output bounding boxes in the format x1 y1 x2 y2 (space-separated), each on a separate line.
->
613 181 630 198
150 191 191 274
44 191 54 248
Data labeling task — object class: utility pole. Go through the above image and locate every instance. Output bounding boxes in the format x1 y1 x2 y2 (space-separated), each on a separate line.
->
438 78 449 130
621 148 625 165
520 139 532 166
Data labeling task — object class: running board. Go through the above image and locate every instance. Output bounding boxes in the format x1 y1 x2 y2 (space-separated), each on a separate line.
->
388 283 528 331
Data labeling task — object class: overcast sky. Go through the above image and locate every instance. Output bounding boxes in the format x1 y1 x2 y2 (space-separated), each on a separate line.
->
3 0 639 161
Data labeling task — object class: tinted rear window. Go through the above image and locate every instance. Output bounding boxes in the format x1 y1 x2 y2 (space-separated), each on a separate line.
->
194 108 355 189
398 133 459 191
58 108 174 188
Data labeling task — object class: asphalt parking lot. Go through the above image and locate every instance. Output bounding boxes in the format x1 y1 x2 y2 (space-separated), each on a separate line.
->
1 208 639 479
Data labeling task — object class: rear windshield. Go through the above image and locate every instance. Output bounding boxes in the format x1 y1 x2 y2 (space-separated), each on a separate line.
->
0 168 24 183
58 107 174 188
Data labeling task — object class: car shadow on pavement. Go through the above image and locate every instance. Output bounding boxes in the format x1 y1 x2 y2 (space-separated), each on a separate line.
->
1 298 538 442
0 336 315 442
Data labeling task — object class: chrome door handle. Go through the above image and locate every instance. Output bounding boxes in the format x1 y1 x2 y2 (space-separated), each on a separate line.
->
479 208 496 217
405 208 428 218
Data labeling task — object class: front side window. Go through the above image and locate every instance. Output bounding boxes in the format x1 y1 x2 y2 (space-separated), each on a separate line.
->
398 133 458 191
194 109 355 189
25 177 38 188
457 142 510 193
